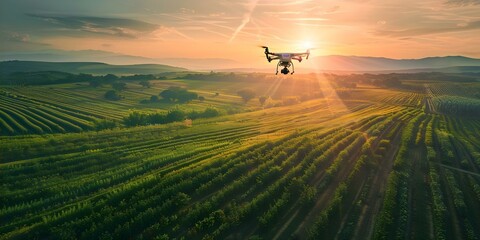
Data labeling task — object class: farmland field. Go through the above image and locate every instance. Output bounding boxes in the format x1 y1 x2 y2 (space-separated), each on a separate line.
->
1 73 480 240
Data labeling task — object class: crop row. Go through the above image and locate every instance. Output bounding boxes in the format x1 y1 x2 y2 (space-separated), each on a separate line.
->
431 95 480 116
0 93 96 135
1 107 397 239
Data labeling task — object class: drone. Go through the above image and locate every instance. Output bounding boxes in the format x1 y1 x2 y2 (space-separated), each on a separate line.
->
261 46 310 75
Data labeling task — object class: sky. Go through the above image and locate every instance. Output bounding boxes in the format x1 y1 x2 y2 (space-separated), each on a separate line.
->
1 0 480 67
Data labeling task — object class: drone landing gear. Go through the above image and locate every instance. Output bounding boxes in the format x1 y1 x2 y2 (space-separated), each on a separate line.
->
291 61 295 75
276 62 280 75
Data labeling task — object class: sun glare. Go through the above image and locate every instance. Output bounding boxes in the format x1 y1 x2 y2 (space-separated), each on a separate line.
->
299 41 313 50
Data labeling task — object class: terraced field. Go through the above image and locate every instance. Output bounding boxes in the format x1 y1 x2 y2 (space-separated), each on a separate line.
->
1 75 480 239
0 80 254 135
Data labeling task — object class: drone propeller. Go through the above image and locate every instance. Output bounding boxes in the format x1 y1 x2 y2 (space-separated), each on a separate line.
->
259 45 272 58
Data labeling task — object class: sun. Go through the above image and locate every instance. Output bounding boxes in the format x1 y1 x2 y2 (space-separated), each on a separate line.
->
299 41 313 50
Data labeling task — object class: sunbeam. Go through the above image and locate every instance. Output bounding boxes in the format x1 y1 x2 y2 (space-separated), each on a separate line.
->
314 73 350 116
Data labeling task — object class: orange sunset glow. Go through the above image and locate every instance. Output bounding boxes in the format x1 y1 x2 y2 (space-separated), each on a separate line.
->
3 1 480 240
2 0 480 69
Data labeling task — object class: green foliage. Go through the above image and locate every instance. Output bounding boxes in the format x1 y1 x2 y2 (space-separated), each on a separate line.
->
94 119 118 131
150 95 159 102
111 82 126 91
89 79 102 87
374 111 425 240
237 89 256 103
258 96 268 106
282 96 300 106
2 75 480 240
432 95 480 116
160 86 198 103
0 71 78 85
139 80 151 88
104 90 122 101
123 108 221 127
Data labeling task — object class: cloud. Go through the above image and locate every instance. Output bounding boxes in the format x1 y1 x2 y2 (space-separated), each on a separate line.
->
444 0 480 6
179 8 196 14
255 0 314 6
28 14 158 38
0 31 50 51
376 20 480 37
229 0 260 43
7 32 30 42
152 26 192 40
280 17 328 21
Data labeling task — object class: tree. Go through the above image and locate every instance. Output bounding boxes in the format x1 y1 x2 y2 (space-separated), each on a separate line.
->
94 119 117 130
123 112 148 126
160 89 176 102
202 108 220 118
198 96 205 101
139 80 151 88
89 79 102 88
104 90 122 100
166 109 185 122
102 74 118 83
259 96 268 106
112 82 127 91
150 95 159 102
159 86 198 103
237 89 256 103
177 91 198 103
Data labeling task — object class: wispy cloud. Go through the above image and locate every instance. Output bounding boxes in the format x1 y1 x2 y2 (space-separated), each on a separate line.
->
6 32 30 42
444 0 480 6
0 31 50 51
28 14 158 38
152 26 192 40
376 20 480 37
255 0 313 6
280 17 328 21
229 0 260 43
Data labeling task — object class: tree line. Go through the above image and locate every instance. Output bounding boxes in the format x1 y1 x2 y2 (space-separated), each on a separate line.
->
0 71 162 85
123 108 221 127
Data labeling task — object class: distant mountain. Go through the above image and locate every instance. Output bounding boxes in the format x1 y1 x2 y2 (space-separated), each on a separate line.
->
160 58 241 70
0 49 155 65
2 49 480 73
310 55 480 71
0 61 186 75
0 49 241 70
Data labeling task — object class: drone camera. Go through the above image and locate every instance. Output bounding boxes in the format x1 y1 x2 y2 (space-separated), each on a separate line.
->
281 67 290 75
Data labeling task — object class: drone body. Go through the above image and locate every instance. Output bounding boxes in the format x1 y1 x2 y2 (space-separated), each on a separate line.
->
261 46 310 75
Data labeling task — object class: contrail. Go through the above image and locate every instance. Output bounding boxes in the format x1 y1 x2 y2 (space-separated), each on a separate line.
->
229 0 259 43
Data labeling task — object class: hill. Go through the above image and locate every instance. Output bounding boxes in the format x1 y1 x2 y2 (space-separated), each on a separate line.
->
1 75 480 239
0 49 241 70
311 55 480 72
0 60 187 76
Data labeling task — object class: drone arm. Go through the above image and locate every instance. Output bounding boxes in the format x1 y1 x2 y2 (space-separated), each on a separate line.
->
267 56 280 63
292 49 310 59
292 56 302 62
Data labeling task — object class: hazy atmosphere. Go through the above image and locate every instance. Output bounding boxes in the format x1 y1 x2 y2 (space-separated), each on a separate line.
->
2 0 480 68
2 1 480 240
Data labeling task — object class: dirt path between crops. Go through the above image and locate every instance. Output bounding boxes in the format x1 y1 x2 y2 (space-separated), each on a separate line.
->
350 124 402 239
